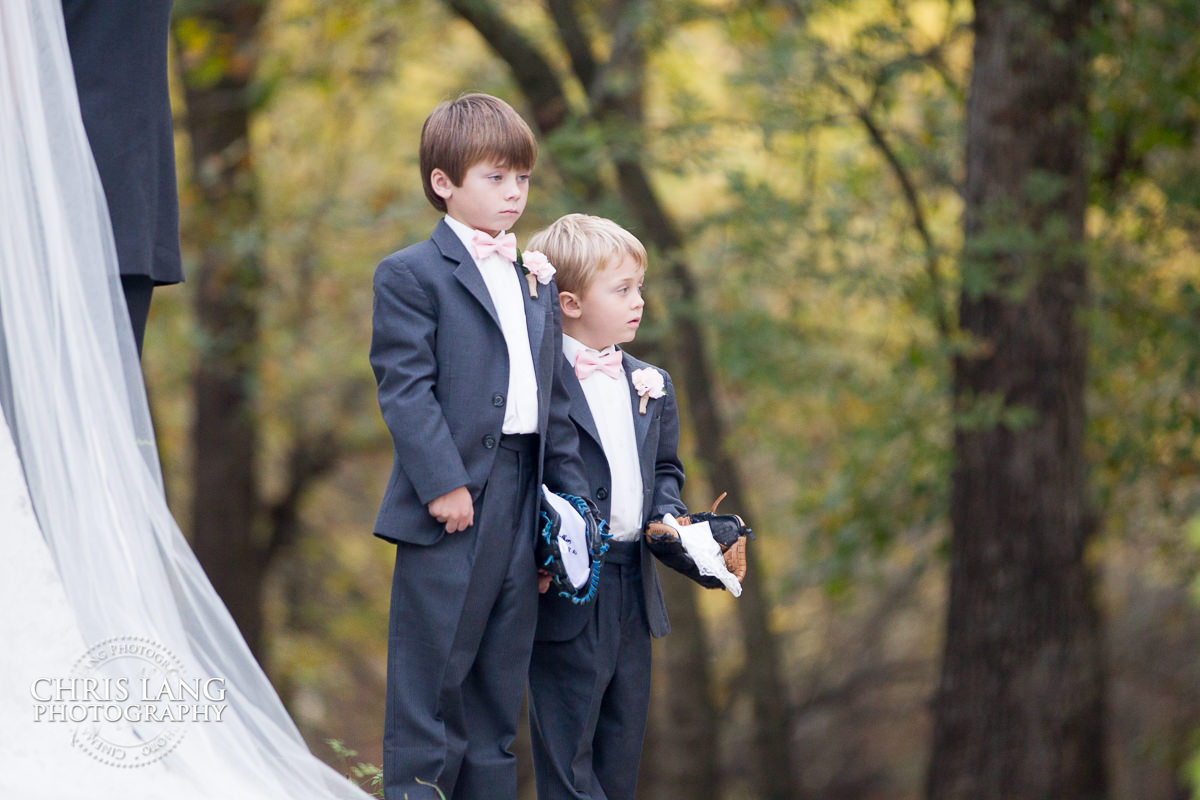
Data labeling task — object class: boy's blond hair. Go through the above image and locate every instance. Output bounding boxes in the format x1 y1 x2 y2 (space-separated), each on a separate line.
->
419 94 538 213
527 214 647 295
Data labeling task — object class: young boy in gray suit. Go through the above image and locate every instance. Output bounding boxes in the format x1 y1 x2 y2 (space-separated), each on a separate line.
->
370 94 590 800
526 214 731 800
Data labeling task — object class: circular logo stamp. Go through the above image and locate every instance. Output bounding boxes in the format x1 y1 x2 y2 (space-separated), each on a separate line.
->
70 636 189 768
30 635 228 768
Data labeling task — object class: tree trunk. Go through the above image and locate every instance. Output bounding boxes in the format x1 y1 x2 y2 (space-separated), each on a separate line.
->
175 4 268 656
927 2 1106 799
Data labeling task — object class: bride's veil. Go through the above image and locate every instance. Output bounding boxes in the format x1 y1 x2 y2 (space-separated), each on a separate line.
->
0 3 369 797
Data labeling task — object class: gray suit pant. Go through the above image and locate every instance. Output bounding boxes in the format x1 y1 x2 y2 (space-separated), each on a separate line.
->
384 434 539 800
528 541 652 800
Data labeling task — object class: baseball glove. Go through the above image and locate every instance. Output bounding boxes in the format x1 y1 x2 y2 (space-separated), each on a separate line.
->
536 490 610 605
644 492 752 586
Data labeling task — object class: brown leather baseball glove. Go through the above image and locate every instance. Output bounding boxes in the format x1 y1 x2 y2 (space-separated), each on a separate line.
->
644 493 752 585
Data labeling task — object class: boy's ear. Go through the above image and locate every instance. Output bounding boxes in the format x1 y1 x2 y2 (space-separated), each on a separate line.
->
430 168 455 201
559 290 583 319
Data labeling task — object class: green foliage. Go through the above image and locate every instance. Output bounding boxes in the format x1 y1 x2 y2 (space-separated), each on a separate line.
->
327 739 384 797
1088 0 1200 210
686 0 967 592
156 0 1200 794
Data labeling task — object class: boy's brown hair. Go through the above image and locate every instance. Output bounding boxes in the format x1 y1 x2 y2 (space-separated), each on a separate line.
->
527 214 648 296
419 93 538 213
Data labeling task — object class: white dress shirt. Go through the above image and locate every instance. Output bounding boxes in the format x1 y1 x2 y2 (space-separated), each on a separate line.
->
444 215 539 434
562 334 644 541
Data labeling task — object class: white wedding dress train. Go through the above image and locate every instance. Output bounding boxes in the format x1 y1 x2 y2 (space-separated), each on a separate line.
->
0 3 369 797
0 410 110 792
0 411 212 799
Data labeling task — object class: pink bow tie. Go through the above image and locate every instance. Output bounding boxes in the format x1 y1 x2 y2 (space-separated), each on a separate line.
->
471 230 518 262
575 350 623 380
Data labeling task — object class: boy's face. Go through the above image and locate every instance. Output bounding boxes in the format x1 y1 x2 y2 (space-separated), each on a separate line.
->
562 255 646 352
431 160 529 236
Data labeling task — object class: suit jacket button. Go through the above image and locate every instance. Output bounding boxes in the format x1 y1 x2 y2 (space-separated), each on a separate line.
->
596 487 609 501
492 394 505 407
483 435 496 449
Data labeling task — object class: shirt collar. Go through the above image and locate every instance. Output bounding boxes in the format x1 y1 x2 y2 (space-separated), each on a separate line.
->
562 333 621 368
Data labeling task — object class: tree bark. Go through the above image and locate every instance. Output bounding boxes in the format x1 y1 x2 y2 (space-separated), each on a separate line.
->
927 2 1106 798
175 3 268 655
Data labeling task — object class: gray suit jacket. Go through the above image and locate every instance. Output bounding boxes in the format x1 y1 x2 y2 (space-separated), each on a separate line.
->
370 220 588 545
534 352 686 642
64 0 182 284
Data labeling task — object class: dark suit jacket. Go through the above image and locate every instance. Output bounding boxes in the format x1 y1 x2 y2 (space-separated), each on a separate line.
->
370 220 588 546
63 0 182 284
534 353 686 642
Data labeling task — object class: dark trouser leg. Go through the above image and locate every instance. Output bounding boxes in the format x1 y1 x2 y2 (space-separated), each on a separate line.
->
528 541 645 800
528 611 606 800
384 435 540 800
383 526 477 800
591 552 652 800
446 435 540 800
119 274 154 357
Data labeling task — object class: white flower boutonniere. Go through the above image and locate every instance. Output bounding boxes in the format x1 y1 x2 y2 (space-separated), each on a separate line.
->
631 367 665 415
517 249 556 299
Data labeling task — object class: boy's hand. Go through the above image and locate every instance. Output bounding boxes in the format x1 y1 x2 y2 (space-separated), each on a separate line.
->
537 569 552 594
428 486 474 533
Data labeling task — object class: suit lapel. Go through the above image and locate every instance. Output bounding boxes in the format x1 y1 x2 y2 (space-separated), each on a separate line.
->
563 355 603 448
623 354 657 500
625 354 653 452
433 220 502 331
521 266 546 365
